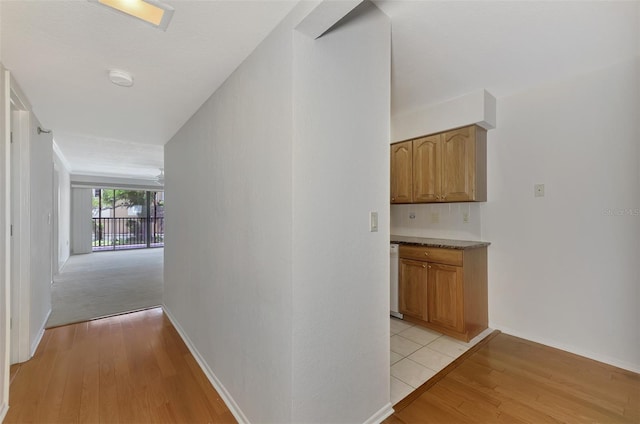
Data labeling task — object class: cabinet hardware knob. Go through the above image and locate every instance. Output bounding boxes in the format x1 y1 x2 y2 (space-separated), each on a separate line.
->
428 265 432 269
391 197 395 201
424 252 429 256
422 265 426 268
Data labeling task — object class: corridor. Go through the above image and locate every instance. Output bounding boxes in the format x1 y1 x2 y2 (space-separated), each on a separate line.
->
7 308 236 423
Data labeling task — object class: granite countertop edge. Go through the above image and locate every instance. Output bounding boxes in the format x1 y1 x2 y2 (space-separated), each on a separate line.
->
390 235 490 250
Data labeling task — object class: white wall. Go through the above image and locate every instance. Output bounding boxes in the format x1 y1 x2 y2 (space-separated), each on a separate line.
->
53 147 70 269
391 89 496 143
28 113 52 354
390 58 640 372
484 58 640 372
165 2 391 422
164 4 301 421
70 188 92 255
291 3 390 422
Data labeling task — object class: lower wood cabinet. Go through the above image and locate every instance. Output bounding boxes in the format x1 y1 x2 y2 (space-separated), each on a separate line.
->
399 259 428 321
398 245 487 342
428 263 464 333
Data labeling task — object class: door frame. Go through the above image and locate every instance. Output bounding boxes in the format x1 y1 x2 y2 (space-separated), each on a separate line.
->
8 75 32 365
52 164 59 276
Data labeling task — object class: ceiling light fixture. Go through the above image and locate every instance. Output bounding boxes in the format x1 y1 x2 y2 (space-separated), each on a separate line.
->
109 69 134 87
89 0 175 31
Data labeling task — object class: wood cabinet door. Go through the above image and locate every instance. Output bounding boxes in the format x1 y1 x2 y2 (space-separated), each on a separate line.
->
441 126 475 202
413 135 441 203
427 263 464 332
390 141 413 203
399 259 428 321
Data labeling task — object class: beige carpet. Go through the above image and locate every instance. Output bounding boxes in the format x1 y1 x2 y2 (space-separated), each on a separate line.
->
47 248 163 328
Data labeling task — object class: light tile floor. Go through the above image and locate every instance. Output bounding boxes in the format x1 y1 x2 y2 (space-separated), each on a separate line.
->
389 316 493 405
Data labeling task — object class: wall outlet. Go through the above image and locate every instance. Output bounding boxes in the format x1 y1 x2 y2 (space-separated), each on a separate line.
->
430 212 439 224
462 211 470 223
534 184 545 197
409 212 416 220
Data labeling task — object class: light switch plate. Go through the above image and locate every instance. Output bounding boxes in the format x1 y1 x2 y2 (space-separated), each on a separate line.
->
370 211 378 232
534 184 545 197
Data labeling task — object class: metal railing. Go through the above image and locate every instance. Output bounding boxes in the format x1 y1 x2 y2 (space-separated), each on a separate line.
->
92 217 164 251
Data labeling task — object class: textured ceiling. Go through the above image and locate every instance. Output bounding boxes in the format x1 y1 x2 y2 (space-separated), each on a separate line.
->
1 1 638 179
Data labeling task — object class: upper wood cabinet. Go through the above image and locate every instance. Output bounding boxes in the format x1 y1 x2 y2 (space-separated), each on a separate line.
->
440 126 486 202
390 141 413 204
413 135 440 203
390 125 487 203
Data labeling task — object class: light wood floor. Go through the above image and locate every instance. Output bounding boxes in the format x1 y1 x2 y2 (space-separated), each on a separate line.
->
7 312 639 424
5 307 236 423
387 331 640 424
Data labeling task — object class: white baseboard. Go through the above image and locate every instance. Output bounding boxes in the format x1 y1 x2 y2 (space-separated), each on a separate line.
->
30 308 51 357
363 402 394 424
164 305 397 424
0 401 8 422
162 305 250 424
491 322 640 374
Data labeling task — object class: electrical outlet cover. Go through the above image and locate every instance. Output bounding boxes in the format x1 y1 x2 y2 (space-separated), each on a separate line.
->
370 211 378 232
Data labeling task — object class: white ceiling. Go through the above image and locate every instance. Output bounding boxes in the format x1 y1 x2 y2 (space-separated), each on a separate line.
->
0 0 297 180
1 1 638 180
374 0 639 116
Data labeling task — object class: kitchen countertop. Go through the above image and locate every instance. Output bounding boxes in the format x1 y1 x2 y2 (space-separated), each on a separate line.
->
390 235 490 250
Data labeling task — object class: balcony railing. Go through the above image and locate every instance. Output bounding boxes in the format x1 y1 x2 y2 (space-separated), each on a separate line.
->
92 217 164 251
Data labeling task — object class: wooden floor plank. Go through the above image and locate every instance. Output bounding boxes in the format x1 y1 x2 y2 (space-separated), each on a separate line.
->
9 311 638 424
78 320 101 424
387 332 640 424
5 307 237 424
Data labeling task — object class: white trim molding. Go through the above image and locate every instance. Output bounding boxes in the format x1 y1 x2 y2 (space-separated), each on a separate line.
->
30 308 51 358
1 62 12 424
162 305 249 424
9 81 32 365
0 401 9 422
363 403 394 424
52 141 72 173
491 323 640 374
